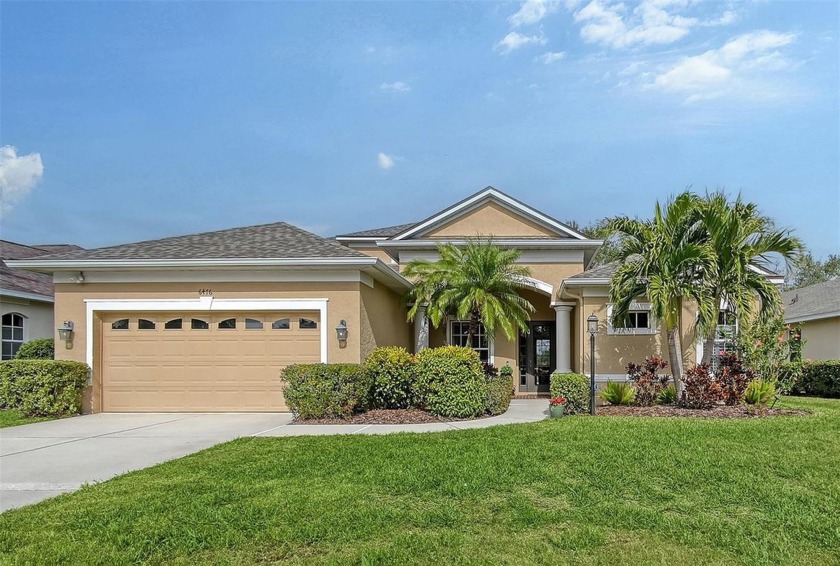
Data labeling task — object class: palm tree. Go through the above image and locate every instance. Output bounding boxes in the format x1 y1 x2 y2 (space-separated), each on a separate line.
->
606 192 717 389
403 239 535 343
696 192 803 364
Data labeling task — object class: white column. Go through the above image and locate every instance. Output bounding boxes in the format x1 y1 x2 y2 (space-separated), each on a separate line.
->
414 305 429 353
554 303 574 373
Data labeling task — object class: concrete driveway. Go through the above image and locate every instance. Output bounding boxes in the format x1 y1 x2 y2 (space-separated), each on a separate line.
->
0 412 292 513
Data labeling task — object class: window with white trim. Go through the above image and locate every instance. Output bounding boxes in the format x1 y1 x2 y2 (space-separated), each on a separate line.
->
607 303 657 335
711 309 738 372
2 313 25 360
449 320 491 363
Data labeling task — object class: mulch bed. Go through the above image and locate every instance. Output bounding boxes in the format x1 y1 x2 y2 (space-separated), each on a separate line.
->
596 404 810 419
293 409 458 425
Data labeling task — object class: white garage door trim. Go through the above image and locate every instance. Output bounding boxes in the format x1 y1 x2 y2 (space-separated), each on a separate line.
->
85 298 330 369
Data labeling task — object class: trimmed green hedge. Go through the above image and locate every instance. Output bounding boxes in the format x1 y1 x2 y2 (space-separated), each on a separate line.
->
416 346 487 418
281 364 371 419
364 347 417 409
486 364 514 416
0 360 89 417
14 338 55 360
782 360 840 398
550 372 590 415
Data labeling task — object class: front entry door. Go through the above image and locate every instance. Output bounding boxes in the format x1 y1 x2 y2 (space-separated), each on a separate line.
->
519 322 555 392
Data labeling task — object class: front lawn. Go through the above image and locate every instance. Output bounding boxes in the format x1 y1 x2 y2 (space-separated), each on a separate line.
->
0 410 54 428
2 397 839 564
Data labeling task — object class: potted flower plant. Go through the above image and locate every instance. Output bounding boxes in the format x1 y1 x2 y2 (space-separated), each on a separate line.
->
549 397 567 418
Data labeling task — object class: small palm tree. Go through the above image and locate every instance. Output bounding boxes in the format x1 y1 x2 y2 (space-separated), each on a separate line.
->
404 239 535 342
696 192 803 364
607 192 717 389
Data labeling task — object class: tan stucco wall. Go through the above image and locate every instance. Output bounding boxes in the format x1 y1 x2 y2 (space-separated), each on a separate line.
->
345 245 397 265
53 280 365 413
0 296 55 344
359 281 412 361
425 202 559 238
799 317 840 361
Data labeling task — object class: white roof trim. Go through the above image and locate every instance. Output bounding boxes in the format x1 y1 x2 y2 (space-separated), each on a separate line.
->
7 257 381 270
785 310 840 324
391 187 590 241
515 276 553 296
0 289 54 303
563 278 611 285
376 239 602 249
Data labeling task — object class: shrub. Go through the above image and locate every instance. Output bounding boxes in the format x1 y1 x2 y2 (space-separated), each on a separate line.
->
679 364 722 409
798 360 840 398
658 384 677 405
600 381 635 405
485 363 514 416
0 360 89 416
364 347 417 409
549 372 590 415
736 315 793 382
626 356 670 407
281 363 371 419
744 379 776 406
415 346 487 418
14 338 54 360
777 362 804 395
717 352 755 406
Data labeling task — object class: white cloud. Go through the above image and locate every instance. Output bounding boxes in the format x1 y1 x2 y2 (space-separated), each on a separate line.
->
0 146 44 218
380 81 411 93
540 51 567 63
377 152 395 170
495 31 548 54
509 0 559 27
651 30 798 101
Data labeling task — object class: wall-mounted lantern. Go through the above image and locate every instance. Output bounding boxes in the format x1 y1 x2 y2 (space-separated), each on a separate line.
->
335 319 348 346
58 320 74 346
587 313 598 415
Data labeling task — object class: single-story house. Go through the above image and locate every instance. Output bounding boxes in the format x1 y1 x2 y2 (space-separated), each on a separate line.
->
8 187 784 412
782 279 840 361
1 241 82 359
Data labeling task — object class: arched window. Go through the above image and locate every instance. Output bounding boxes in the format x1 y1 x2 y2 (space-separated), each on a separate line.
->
299 318 318 329
1 313 25 360
111 318 129 330
138 319 156 330
245 318 264 329
218 318 236 329
164 318 183 330
271 318 290 330
191 318 209 330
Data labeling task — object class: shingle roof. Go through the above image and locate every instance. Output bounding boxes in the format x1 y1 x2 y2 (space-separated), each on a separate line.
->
0 241 82 299
26 222 369 261
566 261 620 280
336 222 418 239
781 279 840 321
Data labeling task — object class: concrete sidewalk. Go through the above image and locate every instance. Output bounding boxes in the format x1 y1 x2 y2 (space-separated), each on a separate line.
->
1 400 548 512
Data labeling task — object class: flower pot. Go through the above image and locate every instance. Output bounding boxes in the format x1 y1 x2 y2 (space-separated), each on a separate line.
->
549 404 566 418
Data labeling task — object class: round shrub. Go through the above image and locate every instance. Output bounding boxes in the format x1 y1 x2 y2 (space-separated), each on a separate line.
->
14 338 54 360
549 372 590 415
281 363 371 419
364 346 417 409
0 360 89 416
416 346 487 419
486 363 514 416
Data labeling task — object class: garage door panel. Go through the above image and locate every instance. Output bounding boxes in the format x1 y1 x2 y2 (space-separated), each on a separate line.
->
101 311 319 412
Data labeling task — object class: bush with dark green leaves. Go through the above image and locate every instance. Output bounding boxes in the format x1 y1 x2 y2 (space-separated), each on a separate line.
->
793 360 840 398
415 346 487 418
281 363 371 419
549 372 590 415
364 347 417 409
485 363 514 416
0 360 89 416
13 338 55 360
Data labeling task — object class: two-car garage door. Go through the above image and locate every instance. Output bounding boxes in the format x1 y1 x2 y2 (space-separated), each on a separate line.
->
100 312 320 412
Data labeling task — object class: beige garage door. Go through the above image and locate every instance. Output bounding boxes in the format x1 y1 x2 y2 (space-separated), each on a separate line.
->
101 312 320 412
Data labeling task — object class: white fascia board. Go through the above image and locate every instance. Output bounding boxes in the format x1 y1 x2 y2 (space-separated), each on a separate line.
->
0 289 54 303
563 278 611 285
785 310 840 324
377 239 603 249
367 260 413 292
335 237 382 242
7 257 381 271
392 188 591 241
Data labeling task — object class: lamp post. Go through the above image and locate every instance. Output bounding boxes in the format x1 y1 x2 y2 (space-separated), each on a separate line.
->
587 313 598 416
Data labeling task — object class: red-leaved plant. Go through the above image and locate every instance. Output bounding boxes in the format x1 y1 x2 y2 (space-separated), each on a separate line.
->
549 397 567 407
717 352 756 406
626 356 671 407
679 364 722 409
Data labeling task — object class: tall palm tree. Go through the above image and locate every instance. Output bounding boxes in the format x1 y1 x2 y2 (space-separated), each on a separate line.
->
696 192 803 364
607 192 717 389
404 239 535 343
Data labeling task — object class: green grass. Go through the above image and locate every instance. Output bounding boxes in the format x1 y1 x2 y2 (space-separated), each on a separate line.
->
0 410 54 428
2 397 839 565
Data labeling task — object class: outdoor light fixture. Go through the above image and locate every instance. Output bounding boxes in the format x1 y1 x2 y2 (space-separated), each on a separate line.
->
58 321 74 344
335 320 348 345
587 313 598 416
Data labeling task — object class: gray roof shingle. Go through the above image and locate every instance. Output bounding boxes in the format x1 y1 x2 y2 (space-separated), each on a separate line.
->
566 261 620 280
0 240 82 298
781 279 840 321
336 222 419 239
28 222 369 262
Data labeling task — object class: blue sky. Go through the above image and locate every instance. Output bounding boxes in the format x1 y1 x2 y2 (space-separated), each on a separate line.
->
1 1 838 259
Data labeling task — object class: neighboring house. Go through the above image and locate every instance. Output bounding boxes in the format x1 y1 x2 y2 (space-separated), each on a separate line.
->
782 279 840 361
8 187 784 413
1 241 82 359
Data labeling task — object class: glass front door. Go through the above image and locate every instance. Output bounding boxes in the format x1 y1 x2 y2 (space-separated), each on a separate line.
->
519 322 555 392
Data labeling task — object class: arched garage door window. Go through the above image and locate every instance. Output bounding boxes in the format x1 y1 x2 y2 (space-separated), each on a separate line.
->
2 313 25 360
